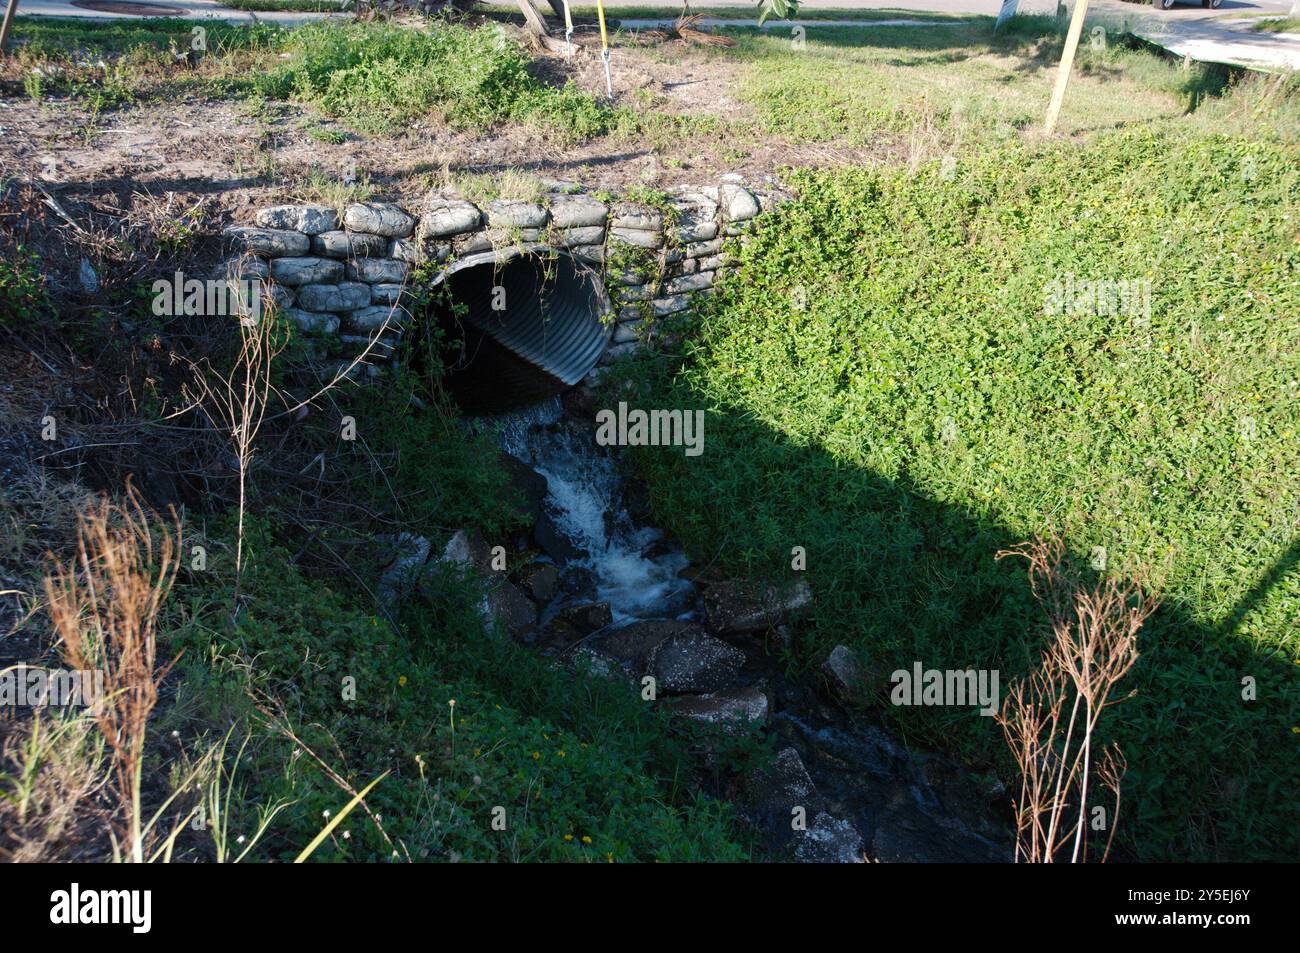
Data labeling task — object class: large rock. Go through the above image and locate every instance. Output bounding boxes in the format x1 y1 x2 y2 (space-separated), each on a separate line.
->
311 231 390 259
518 562 559 603
588 619 688 674
376 533 431 609
549 194 608 228
822 644 867 705
609 226 662 249
440 528 496 575
499 451 548 524
555 601 612 636
703 579 812 634
486 580 538 640
224 226 309 258
343 202 416 238
667 685 768 730
651 627 746 694
345 304 408 333
283 308 339 334
748 747 865 863
438 529 535 639
719 183 760 223
611 205 664 231
485 199 549 230
256 204 339 235
296 282 371 313
270 256 343 286
419 198 482 238
533 509 581 563
792 813 866 864
346 258 409 284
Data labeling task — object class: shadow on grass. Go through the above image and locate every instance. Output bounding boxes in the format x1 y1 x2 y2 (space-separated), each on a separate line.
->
610 351 1300 863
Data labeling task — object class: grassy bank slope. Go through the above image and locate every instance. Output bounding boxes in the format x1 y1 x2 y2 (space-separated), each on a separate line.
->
623 127 1300 861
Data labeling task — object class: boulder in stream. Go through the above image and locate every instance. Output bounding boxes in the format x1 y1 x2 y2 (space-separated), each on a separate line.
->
703 579 812 634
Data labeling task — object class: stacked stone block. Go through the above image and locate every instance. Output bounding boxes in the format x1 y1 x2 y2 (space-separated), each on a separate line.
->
223 175 781 384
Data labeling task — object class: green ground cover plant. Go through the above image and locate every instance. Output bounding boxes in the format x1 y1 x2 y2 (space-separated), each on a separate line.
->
616 126 1300 861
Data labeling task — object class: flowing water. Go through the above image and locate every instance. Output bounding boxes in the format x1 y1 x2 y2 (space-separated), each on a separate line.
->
485 397 695 624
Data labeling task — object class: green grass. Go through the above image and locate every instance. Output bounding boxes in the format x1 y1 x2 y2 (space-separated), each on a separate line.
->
616 126 1300 862
1251 16 1300 33
165 384 754 862
716 15 1300 154
7 17 617 141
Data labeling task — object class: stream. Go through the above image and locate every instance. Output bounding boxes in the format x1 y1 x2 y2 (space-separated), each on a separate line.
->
473 394 1013 863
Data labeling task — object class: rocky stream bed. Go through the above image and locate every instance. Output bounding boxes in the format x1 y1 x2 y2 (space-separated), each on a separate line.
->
379 391 1013 863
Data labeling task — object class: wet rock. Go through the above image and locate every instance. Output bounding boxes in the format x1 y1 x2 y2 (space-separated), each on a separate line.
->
533 509 581 563
499 451 548 525
555 601 612 635
439 529 535 639
343 202 416 238
745 745 867 861
792 813 866 864
703 579 812 634
538 616 584 650
518 562 559 603
667 685 768 731
439 528 496 575
822 644 867 706
588 619 689 673
651 628 746 694
487 580 538 641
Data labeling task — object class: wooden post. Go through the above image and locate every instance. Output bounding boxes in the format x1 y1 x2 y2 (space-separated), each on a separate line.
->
1043 0 1090 136
0 0 21 56
516 0 552 37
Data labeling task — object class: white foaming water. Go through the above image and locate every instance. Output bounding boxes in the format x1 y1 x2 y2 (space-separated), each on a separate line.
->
491 399 694 623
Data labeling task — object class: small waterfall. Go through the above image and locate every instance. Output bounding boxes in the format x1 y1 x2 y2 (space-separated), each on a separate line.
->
485 397 694 624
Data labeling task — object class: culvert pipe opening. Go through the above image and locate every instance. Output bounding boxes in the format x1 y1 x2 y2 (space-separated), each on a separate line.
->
428 249 612 413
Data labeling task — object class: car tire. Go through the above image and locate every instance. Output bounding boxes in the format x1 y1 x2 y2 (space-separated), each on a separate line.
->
1154 0 1175 8
1210 0 1222 6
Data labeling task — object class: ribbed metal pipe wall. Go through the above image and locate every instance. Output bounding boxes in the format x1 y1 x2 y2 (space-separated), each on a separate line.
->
430 248 612 411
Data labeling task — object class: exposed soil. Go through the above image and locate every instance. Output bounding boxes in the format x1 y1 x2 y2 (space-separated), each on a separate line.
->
0 24 889 245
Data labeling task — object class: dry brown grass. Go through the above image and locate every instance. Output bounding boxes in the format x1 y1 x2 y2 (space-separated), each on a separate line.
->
995 535 1158 863
43 481 181 862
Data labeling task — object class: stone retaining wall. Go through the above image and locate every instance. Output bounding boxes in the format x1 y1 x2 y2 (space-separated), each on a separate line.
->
222 175 785 384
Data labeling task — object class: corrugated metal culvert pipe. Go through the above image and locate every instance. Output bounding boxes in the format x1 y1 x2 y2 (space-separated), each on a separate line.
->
428 247 613 412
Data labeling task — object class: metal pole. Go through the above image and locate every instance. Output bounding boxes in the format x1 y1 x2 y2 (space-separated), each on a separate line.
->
595 0 613 98
1043 0 1090 136
0 0 22 56
562 0 573 58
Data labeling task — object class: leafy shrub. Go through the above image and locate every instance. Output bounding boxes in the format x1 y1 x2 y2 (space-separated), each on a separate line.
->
0 245 52 328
